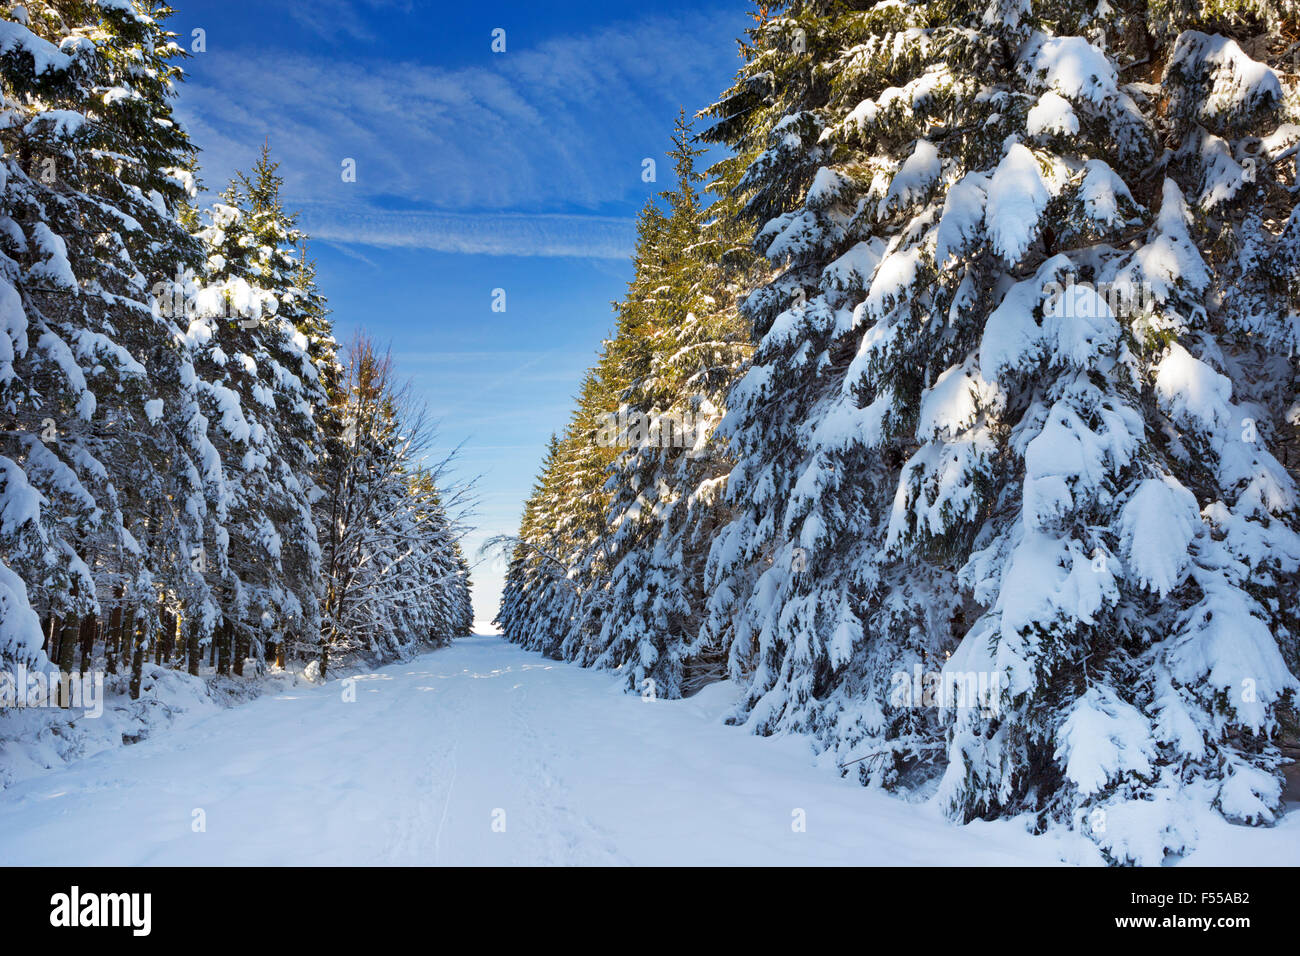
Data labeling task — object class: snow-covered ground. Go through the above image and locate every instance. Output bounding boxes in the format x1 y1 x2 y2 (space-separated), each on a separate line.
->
1 634 1297 866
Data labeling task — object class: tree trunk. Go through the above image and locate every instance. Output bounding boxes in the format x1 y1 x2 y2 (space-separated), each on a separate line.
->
172 615 184 667
105 601 123 675
56 617 78 706
186 616 201 677
127 610 145 700
78 614 96 677
217 617 231 676
48 616 62 670
233 625 247 677
157 609 176 665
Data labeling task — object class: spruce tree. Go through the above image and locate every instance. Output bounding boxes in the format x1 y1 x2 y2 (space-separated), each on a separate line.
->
701 0 1300 861
498 113 761 698
586 111 760 697
0 0 202 690
317 335 471 673
188 147 327 676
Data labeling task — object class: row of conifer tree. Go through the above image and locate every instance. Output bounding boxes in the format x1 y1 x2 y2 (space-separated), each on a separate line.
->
0 1 472 698
499 1 1300 862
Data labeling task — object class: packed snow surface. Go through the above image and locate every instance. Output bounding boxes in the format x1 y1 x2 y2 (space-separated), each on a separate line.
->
1 635 1297 866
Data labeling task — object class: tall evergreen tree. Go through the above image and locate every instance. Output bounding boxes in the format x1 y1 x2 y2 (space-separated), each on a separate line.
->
0 5 468 700
191 146 338 676
497 369 619 659
498 114 762 697
699 0 1300 861
317 334 471 675
584 111 761 696
0 0 202 692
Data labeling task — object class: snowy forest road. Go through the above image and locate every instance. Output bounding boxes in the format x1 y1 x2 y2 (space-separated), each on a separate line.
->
1 635 1296 866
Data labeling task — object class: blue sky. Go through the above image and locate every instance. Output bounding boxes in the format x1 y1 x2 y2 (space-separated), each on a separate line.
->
171 0 753 628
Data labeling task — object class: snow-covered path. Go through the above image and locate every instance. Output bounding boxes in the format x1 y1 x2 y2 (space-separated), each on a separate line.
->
2 635 1296 866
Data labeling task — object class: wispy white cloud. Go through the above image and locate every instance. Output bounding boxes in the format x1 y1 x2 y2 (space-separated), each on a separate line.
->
296 203 635 258
276 0 416 44
176 7 744 223
171 1 748 621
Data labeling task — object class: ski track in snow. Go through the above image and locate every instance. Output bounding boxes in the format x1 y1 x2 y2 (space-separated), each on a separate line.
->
1 635 1297 866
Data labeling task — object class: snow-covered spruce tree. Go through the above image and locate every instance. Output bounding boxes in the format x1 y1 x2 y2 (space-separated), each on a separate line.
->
0 3 464 698
580 111 761 697
702 0 1300 860
496 206 683 660
186 149 329 677
497 434 569 649
316 335 471 675
0 0 204 692
699 4 958 785
498 117 761 685
497 369 619 658
404 468 474 645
